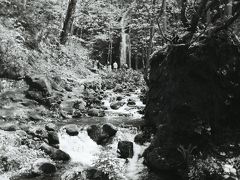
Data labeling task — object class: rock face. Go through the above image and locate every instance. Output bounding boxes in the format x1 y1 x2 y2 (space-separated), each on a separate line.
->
87 123 117 145
117 141 134 158
144 32 240 175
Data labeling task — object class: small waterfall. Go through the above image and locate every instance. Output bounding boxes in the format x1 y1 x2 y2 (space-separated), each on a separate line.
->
120 12 131 68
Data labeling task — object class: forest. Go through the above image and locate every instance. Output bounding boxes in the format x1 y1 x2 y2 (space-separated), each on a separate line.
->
0 0 240 180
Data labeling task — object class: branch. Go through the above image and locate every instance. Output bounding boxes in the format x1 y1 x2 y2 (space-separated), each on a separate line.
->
181 0 189 27
189 0 208 33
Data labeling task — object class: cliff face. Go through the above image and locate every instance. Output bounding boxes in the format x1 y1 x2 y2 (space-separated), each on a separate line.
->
144 31 240 176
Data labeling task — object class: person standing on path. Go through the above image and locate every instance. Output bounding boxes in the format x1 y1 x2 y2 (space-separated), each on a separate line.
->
113 61 118 72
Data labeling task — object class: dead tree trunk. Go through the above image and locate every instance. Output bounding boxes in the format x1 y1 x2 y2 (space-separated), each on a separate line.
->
60 0 77 45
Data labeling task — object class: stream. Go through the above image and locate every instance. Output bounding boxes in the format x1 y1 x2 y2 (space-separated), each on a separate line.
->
0 89 150 180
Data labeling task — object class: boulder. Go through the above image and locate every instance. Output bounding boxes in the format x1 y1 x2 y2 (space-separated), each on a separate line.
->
40 143 70 161
102 124 117 137
47 131 59 145
134 132 150 145
87 124 117 145
25 75 52 95
110 102 125 110
32 158 56 175
116 96 123 101
65 124 79 136
88 108 102 117
45 123 56 131
117 141 134 158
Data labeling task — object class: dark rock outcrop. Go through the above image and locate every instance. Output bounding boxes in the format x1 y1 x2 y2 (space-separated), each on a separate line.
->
144 31 240 176
117 141 134 158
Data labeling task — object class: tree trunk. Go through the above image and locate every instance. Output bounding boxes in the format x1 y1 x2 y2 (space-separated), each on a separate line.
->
22 0 27 10
162 0 167 32
60 0 77 45
225 0 232 17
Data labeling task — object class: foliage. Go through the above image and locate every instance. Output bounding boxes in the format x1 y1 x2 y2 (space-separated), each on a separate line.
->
0 130 47 175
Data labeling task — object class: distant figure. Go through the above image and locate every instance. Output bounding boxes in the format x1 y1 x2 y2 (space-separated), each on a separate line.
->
123 63 128 70
113 61 118 72
107 61 111 72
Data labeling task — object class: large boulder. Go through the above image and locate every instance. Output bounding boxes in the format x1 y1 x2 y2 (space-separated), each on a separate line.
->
25 75 53 106
117 141 134 159
87 124 117 145
65 124 79 136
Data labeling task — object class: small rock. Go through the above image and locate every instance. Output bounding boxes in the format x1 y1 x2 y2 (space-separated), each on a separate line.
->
110 102 125 110
65 124 79 136
117 141 134 158
116 96 123 101
127 99 136 106
29 114 44 122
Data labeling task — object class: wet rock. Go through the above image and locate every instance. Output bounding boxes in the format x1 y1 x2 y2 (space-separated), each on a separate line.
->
65 124 79 136
102 124 117 137
134 132 150 145
28 113 44 122
88 108 104 117
40 143 70 161
87 124 117 145
117 141 134 158
47 131 59 145
116 96 123 101
45 123 56 131
127 98 136 106
0 123 18 131
110 101 125 110
32 158 56 175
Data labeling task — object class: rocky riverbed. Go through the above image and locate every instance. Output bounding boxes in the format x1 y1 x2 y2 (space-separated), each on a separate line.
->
0 70 154 180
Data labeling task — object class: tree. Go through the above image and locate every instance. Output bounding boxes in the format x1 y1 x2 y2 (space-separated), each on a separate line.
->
60 0 78 45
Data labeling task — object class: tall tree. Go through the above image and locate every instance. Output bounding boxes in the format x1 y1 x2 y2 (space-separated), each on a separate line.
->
60 0 77 45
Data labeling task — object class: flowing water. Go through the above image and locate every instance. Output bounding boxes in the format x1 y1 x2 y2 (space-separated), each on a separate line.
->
0 89 149 180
